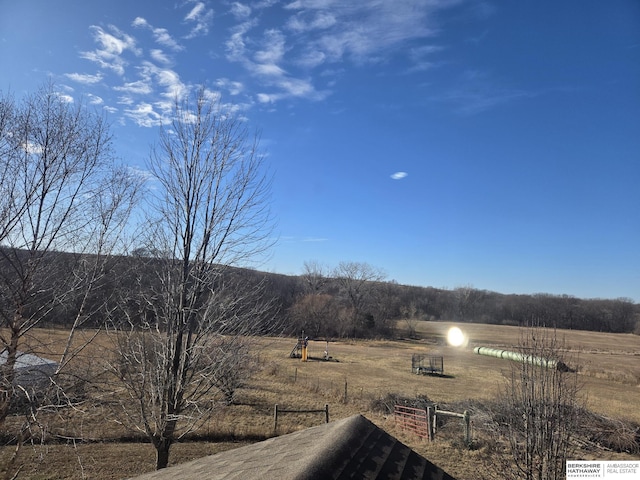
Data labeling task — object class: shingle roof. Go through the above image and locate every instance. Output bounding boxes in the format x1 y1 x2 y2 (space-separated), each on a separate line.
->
130 414 456 480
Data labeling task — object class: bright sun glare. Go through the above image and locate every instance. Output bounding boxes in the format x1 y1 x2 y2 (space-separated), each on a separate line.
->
447 326 465 347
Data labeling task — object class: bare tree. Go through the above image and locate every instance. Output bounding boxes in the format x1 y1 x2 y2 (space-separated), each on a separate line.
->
401 302 419 339
492 323 581 480
0 83 137 417
288 293 338 338
107 87 273 469
333 261 385 336
0 83 139 477
453 285 485 322
287 261 337 337
300 260 327 294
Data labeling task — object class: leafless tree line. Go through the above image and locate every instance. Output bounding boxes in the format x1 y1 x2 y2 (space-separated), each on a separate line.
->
285 269 638 339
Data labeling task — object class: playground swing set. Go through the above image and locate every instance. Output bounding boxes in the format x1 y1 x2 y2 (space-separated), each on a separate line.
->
289 331 331 361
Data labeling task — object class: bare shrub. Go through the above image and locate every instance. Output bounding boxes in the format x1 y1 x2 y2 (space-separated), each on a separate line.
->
489 324 582 480
577 409 640 454
210 337 256 406
633 318 640 336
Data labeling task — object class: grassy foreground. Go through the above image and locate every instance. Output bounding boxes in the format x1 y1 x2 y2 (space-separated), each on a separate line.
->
1 321 639 479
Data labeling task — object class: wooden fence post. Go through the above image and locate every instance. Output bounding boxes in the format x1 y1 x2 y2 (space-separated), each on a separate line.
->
433 405 438 437
426 406 434 441
274 404 279 432
325 404 329 423
463 410 470 445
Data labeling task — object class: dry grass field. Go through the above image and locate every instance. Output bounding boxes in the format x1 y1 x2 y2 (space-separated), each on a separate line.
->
1 321 639 479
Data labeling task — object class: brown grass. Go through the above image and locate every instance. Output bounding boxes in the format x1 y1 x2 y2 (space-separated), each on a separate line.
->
1 321 639 479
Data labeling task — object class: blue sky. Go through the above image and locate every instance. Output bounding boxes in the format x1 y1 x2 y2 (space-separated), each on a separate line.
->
1 1 639 300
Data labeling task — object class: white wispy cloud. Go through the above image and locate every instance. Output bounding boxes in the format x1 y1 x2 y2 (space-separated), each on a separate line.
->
254 29 286 65
56 93 75 103
185 1 205 21
131 17 147 28
105 56 190 126
132 17 183 51
256 80 323 103
222 0 459 104
201 87 222 104
255 93 276 103
226 19 257 61
275 76 316 97
230 2 252 19
126 166 156 187
283 0 450 65
80 25 140 76
253 0 279 8
65 72 104 84
254 70 327 102
286 10 336 32
253 63 286 77
112 61 154 96
184 1 214 38
113 79 154 95
123 102 167 128
117 96 135 106
227 24 329 103
295 50 326 68
279 235 329 243
150 49 171 65
74 10 217 128
65 0 481 128
216 78 244 95
436 69 535 115
391 172 408 180
21 141 44 155
285 0 337 9
87 93 104 105
156 68 188 102
74 0 464 125
153 28 183 50
443 88 533 115
407 45 444 72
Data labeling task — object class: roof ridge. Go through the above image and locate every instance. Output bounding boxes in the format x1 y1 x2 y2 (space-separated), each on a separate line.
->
288 414 376 479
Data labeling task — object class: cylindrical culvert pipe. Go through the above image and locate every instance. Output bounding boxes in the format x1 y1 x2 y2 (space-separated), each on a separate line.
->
474 346 569 371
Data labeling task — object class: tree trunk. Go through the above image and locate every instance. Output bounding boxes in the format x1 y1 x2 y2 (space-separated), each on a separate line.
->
155 438 172 470
0 322 20 424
